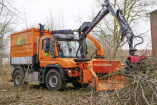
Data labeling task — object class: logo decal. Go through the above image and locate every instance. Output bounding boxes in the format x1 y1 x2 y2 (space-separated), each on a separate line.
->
17 36 26 45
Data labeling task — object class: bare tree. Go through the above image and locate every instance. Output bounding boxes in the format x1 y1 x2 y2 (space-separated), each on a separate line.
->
0 0 18 65
45 10 66 30
92 0 156 59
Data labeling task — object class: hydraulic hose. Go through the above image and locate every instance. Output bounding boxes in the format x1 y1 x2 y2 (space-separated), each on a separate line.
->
134 35 144 48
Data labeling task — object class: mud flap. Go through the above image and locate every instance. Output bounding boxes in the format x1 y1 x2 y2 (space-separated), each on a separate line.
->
7 78 13 82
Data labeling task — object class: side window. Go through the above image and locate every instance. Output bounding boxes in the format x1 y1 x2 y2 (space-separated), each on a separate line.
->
42 40 46 50
50 38 55 58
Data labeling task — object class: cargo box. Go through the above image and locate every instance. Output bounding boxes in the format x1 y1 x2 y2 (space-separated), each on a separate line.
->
10 28 51 65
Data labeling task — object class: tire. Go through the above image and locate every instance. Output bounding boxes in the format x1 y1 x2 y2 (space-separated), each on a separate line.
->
13 70 24 87
46 69 63 91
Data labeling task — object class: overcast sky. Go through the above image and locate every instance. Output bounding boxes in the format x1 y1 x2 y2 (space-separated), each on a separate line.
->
15 0 96 30
13 0 156 50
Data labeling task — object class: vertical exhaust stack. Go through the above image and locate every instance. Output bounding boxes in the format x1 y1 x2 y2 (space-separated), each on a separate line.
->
150 10 157 58
38 23 45 37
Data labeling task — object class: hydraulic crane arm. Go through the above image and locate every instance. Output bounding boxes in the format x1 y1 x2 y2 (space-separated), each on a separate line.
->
77 3 109 58
107 3 144 55
77 0 144 59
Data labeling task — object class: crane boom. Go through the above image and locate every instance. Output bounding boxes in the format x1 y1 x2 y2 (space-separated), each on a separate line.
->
77 0 144 59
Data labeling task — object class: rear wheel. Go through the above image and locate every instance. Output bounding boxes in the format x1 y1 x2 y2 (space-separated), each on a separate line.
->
13 70 24 87
46 69 63 91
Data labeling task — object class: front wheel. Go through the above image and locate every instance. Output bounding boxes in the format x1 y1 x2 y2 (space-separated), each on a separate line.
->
46 69 63 91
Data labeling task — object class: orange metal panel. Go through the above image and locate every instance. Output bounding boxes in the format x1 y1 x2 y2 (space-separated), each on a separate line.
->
92 60 122 73
87 34 104 56
83 70 92 83
77 58 124 91
10 28 51 58
97 76 126 91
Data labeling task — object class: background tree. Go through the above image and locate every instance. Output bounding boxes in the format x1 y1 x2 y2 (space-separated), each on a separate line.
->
0 0 19 65
90 0 156 59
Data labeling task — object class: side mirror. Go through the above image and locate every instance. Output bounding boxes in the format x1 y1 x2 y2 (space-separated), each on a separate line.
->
44 41 50 53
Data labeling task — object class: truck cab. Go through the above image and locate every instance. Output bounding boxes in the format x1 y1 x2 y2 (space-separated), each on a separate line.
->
39 33 80 66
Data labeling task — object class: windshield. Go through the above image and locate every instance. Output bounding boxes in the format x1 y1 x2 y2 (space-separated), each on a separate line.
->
58 40 81 58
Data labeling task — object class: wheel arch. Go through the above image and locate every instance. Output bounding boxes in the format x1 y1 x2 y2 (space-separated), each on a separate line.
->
43 64 66 82
12 66 25 78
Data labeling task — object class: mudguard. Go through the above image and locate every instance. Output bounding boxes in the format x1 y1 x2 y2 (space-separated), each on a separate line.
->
12 66 25 77
44 64 66 80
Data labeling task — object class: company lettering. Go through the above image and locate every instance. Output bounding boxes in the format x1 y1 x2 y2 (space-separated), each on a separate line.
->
94 63 112 66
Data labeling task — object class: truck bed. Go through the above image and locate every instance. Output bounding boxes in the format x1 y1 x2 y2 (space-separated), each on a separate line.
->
10 28 51 65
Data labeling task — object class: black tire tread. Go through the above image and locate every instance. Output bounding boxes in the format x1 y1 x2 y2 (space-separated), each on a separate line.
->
46 69 63 91
13 70 24 87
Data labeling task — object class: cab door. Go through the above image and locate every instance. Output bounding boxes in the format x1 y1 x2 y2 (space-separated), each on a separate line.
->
39 36 57 66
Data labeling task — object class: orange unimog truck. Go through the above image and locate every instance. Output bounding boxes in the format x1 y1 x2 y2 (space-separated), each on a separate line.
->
10 25 123 91
10 0 146 91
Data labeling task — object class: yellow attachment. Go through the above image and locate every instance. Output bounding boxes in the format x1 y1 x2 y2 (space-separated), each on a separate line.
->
74 29 78 32
113 15 121 28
